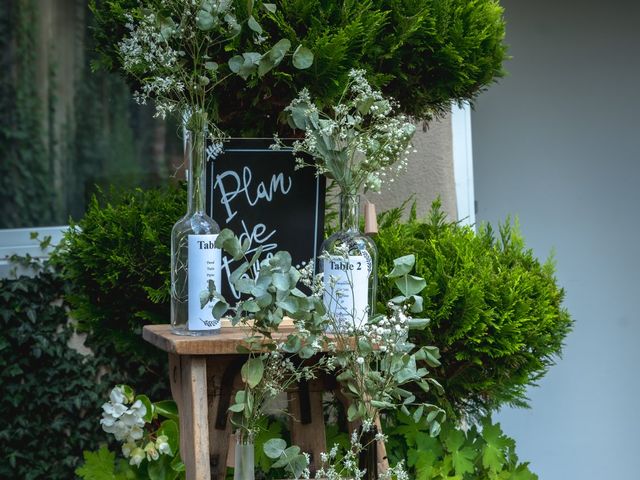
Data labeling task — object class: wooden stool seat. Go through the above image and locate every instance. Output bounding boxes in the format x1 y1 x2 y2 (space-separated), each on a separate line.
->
143 324 380 480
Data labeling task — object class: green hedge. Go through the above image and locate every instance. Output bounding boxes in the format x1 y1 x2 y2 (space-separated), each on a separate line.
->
376 202 573 418
0 258 112 479
90 0 508 135
52 187 187 398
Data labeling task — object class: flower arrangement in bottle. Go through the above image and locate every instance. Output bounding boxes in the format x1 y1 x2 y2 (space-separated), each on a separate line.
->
275 69 416 330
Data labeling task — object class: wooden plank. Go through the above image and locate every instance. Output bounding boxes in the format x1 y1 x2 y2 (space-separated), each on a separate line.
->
375 416 390 474
288 380 326 472
179 356 211 480
206 356 243 478
143 324 297 355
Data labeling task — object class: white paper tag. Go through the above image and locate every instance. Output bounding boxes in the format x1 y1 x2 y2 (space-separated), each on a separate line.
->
323 254 371 329
188 234 222 330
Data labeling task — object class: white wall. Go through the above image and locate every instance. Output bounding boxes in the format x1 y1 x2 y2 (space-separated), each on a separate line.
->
472 1 640 479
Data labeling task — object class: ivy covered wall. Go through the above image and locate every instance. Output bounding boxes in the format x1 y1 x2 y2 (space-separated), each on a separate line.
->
0 0 178 229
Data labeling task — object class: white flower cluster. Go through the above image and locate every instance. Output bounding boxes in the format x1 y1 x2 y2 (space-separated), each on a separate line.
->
305 420 409 480
362 302 410 354
100 386 146 444
117 1 238 124
282 69 416 194
100 386 173 467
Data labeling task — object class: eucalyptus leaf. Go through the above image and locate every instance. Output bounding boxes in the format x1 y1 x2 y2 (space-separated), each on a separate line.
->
272 272 290 291
228 55 244 73
292 45 314 69
242 299 260 313
199 289 210 309
269 38 291 63
212 300 229 319
196 10 215 30
204 61 218 71
247 16 262 34
395 274 426 297
241 358 264 388
262 3 277 13
387 254 415 278
263 438 286 459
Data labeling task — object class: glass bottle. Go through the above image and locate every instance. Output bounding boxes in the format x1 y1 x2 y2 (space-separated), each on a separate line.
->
320 193 377 331
233 438 255 480
171 112 222 335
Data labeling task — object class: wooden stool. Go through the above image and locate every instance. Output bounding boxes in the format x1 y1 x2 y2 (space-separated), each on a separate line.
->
143 324 388 480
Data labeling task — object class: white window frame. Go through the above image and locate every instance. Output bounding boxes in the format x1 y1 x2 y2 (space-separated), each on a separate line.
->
451 102 476 229
0 226 68 277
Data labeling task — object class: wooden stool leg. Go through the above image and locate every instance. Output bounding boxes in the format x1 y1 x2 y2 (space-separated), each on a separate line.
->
174 355 211 480
207 356 242 478
288 380 326 472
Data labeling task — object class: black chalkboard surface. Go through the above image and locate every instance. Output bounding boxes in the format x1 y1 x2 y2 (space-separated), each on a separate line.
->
206 139 326 300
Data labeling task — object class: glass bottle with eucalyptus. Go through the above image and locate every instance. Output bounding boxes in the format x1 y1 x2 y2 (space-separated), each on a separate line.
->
320 191 377 331
171 111 222 335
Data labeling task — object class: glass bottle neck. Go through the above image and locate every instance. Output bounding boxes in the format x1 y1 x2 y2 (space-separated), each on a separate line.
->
339 193 360 233
186 128 207 215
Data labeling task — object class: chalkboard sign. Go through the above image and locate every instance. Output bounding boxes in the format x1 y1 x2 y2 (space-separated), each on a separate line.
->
206 139 326 300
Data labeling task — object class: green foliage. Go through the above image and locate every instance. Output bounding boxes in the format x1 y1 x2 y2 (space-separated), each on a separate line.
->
76 387 184 480
53 185 187 397
90 0 507 135
0 0 57 228
386 414 538 479
376 201 573 418
0 257 113 479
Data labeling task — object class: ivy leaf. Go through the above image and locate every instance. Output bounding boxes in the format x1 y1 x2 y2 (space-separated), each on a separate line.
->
75 446 117 480
292 45 314 69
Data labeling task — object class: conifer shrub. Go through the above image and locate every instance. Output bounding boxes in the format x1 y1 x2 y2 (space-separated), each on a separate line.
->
53 186 186 396
376 201 573 419
89 0 507 135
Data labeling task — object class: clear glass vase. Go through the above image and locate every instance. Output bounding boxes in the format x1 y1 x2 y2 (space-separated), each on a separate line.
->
233 440 255 480
320 192 378 331
170 113 222 335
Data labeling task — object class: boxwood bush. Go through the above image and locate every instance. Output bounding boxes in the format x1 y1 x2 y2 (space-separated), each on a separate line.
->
376 201 573 419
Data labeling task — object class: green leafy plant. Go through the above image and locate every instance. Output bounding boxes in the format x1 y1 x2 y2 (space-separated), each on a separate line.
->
0 254 113 479
375 201 573 419
385 413 538 480
90 0 507 135
114 0 313 137
52 185 187 397
276 69 416 194
76 385 183 480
